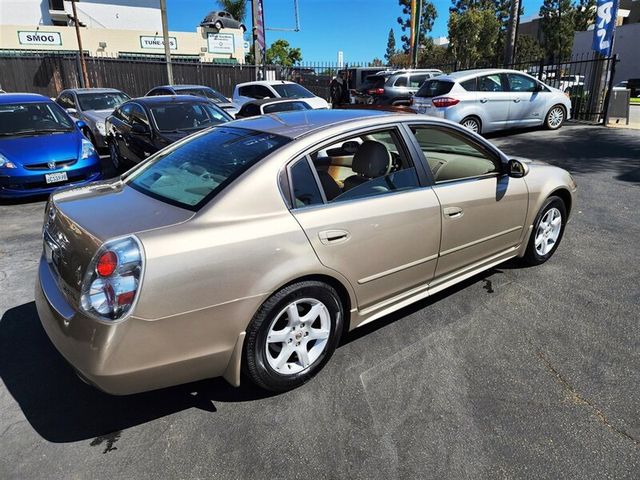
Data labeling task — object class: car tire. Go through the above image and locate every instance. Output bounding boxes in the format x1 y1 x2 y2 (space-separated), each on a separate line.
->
243 280 344 392
522 196 567 266
107 140 121 170
460 116 482 134
545 105 565 130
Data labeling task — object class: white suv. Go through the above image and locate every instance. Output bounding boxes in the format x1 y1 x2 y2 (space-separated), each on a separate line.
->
233 81 329 110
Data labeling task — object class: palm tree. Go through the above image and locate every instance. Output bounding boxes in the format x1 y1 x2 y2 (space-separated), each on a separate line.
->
218 0 247 23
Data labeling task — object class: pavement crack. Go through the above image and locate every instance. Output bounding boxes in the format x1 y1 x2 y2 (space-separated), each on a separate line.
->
535 347 640 448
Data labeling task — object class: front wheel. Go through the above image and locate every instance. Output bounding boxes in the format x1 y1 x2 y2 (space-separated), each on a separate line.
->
243 281 344 392
522 196 567 266
108 140 121 170
545 105 565 130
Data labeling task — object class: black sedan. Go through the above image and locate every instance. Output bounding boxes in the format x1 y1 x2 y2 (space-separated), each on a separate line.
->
105 95 232 168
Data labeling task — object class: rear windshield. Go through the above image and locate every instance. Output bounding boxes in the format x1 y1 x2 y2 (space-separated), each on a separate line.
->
272 83 315 99
149 102 231 132
415 80 454 98
361 75 387 91
126 127 290 210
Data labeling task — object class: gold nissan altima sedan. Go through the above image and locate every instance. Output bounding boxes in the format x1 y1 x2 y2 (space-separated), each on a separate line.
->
36 110 576 394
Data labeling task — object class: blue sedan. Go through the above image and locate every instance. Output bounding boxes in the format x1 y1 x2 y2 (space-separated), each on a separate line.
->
0 93 102 199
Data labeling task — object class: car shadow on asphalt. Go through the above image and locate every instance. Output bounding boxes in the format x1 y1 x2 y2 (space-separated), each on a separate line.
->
0 302 275 443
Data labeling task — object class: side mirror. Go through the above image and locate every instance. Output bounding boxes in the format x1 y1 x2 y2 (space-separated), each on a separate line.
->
507 158 529 178
66 108 78 115
76 120 87 130
131 123 149 135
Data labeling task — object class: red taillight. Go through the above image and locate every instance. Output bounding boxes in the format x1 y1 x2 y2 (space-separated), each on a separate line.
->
368 88 384 95
117 290 135 306
432 97 460 108
96 251 117 277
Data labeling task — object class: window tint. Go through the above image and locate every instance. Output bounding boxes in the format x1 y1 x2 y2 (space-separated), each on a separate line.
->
57 93 76 109
415 80 454 98
289 159 324 208
77 92 129 111
308 128 420 203
272 83 314 99
238 86 253 97
394 76 408 87
239 103 260 117
119 103 134 123
0 102 74 135
149 102 230 132
253 85 274 99
263 101 311 114
127 127 290 210
477 74 505 92
130 104 149 126
507 73 537 92
409 74 427 87
460 78 477 91
410 126 499 182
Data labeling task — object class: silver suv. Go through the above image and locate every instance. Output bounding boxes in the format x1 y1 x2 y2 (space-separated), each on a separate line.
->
354 69 442 106
411 69 572 134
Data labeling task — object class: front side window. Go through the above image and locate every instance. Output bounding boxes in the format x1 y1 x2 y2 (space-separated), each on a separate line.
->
116 103 133 123
76 92 130 111
57 93 76 109
477 74 506 92
409 126 499 182
126 127 290 210
302 128 420 203
506 74 537 93
130 104 149 126
0 102 74 136
272 83 314 99
149 102 230 132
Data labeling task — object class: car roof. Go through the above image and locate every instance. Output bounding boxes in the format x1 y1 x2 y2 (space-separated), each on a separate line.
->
0 93 52 104
236 80 296 88
62 88 123 94
241 98 309 107
154 85 215 90
129 95 215 106
440 68 535 82
227 109 393 139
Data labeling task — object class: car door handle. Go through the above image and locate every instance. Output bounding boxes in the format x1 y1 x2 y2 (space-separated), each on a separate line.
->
318 229 350 245
480 98 488 103
513 98 521 103
443 207 463 218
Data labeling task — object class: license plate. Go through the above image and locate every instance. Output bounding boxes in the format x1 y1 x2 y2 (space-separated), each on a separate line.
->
45 172 68 184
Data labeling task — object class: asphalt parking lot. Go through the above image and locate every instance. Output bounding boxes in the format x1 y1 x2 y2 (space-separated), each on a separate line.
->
1 124 639 479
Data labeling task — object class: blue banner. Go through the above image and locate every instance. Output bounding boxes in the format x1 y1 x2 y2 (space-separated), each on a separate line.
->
592 0 619 56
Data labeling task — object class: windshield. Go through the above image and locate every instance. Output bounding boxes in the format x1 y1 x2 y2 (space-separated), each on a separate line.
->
126 127 290 210
178 87 229 104
149 102 231 133
416 80 454 98
272 83 315 99
0 102 74 136
77 92 130 111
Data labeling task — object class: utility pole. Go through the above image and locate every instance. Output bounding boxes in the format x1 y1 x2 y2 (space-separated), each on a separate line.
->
159 0 173 84
503 0 520 66
70 0 89 87
252 0 266 79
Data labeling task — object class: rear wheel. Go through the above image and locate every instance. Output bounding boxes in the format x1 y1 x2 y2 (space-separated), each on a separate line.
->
522 196 567 265
243 281 344 392
545 105 565 130
461 116 481 134
108 140 120 170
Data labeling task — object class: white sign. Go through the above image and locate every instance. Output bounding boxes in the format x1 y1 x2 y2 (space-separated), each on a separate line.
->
243 41 250 52
208 33 235 54
140 36 177 50
18 31 62 46
337 51 344 68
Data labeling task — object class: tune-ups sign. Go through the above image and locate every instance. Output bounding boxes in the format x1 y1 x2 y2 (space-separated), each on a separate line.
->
592 0 619 56
18 31 62 46
139 36 177 50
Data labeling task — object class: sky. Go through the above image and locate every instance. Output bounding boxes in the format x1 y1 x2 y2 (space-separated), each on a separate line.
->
167 0 545 63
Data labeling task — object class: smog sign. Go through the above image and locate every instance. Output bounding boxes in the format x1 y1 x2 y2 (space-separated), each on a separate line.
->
18 31 62 46
207 33 235 54
140 36 177 50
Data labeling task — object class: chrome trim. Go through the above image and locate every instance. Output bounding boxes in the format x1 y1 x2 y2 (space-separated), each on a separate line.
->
439 225 522 257
358 253 438 284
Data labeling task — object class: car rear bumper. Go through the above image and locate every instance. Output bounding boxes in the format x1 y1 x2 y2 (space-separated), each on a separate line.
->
0 165 102 199
36 258 245 395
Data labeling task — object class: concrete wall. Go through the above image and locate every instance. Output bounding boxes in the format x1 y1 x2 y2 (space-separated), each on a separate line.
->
572 23 640 83
0 24 246 63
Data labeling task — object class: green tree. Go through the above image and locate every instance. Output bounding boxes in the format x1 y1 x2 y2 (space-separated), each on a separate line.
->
418 42 454 68
539 0 575 60
448 8 500 68
385 29 397 63
217 0 247 23
573 0 596 31
370 58 384 67
397 0 438 52
515 34 545 61
388 51 411 67
265 39 302 66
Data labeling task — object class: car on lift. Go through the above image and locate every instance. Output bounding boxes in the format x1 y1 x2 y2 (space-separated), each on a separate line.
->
200 10 246 32
105 95 232 168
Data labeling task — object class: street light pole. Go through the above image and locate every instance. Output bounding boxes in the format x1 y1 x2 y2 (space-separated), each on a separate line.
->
70 0 89 87
159 0 174 85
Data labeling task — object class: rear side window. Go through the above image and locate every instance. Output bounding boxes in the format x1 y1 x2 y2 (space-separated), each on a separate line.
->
409 74 427 87
394 76 408 87
460 78 477 91
289 158 323 207
126 127 290 210
416 80 454 98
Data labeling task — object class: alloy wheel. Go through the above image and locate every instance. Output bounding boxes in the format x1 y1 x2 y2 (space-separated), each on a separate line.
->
534 207 562 256
265 298 331 375
548 107 564 128
461 118 480 133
